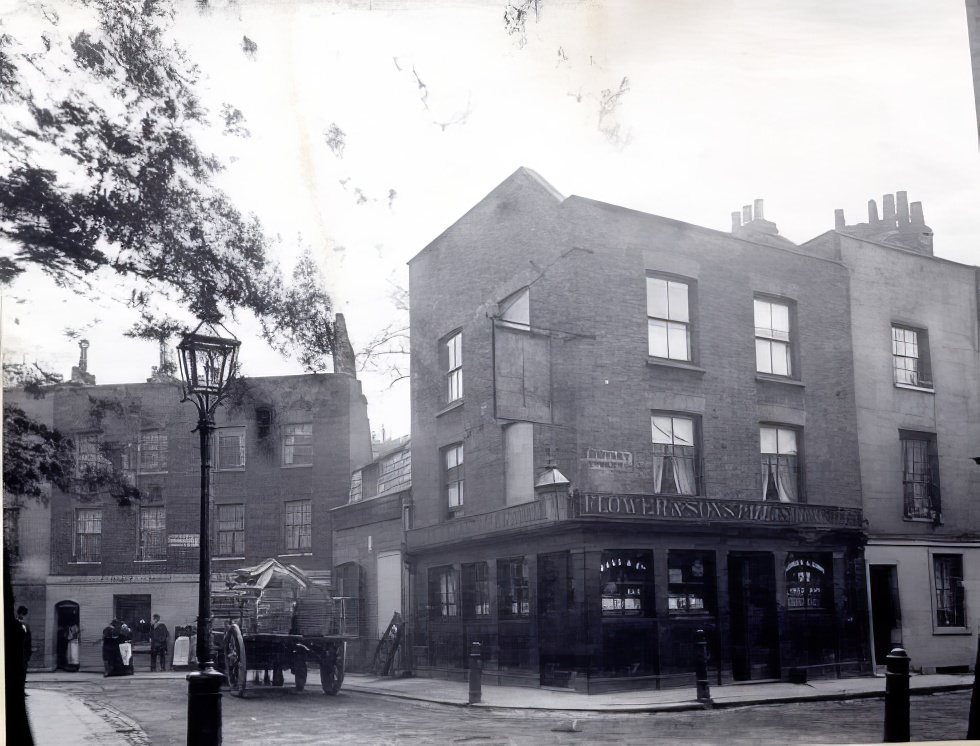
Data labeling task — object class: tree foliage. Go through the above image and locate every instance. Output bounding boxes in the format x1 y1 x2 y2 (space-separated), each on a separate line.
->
0 0 334 364
2 403 74 501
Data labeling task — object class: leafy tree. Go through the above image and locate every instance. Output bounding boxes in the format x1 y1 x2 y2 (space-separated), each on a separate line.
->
0 0 334 362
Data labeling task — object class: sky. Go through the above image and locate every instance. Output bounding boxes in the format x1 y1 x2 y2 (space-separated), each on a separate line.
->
3 0 980 440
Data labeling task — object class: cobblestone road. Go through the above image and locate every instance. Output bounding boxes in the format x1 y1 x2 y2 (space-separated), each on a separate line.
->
35 676 973 745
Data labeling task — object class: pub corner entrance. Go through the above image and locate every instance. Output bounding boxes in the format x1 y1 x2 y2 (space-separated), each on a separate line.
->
728 552 779 681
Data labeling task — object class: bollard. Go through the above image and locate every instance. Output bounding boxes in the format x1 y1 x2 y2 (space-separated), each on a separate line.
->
468 641 482 704
883 647 910 743
695 629 712 704
968 627 980 739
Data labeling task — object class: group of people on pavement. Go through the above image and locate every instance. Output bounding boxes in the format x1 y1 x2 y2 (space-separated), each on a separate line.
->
102 614 170 676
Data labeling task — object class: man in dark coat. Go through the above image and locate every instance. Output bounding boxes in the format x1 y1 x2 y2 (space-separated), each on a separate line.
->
102 619 123 676
149 614 170 672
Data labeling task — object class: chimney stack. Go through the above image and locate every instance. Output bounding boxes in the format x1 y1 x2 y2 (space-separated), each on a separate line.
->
79 339 89 373
731 211 742 232
834 209 845 231
910 201 925 225
332 313 357 378
742 205 752 224
753 199 764 221
70 339 96 385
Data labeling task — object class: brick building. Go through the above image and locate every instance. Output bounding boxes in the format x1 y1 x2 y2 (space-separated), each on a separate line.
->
5 338 372 672
404 168 870 692
331 435 411 671
804 193 980 673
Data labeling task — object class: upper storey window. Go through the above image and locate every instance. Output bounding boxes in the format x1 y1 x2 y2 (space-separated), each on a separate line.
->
754 298 793 377
646 276 691 361
892 325 932 388
444 332 463 403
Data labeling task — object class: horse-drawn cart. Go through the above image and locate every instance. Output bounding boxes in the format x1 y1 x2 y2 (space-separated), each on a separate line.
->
212 559 347 697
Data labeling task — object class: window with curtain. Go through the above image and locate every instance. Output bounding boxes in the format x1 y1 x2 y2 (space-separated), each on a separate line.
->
651 414 699 495
444 443 464 513
647 276 692 361
754 298 793 376
892 325 932 387
428 566 458 618
283 499 312 551
933 554 965 627
74 508 102 562
216 503 245 557
497 558 530 618
902 431 940 520
461 562 491 619
137 506 166 561
760 425 800 502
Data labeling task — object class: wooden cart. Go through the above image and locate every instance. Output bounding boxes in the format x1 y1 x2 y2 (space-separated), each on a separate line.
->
212 559 347 697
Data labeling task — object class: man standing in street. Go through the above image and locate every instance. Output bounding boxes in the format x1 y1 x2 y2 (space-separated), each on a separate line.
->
16 606 31 687
150 614 170 672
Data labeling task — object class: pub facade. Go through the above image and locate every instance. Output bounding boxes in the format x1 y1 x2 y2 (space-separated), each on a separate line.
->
405 168 870 691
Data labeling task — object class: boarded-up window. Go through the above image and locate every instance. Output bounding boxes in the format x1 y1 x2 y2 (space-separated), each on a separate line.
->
493 322 552 423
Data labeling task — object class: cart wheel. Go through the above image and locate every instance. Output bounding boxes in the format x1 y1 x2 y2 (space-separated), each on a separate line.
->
321 657 344 695
224 624 247 697
293 657 308 692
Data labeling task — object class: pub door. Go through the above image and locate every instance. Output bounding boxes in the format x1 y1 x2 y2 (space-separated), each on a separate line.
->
868 564 902 667
728 552 779 681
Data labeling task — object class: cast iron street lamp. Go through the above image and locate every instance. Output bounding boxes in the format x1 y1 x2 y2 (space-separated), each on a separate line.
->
177 319 241 746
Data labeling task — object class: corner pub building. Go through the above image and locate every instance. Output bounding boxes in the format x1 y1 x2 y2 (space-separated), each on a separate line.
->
405 168 869 693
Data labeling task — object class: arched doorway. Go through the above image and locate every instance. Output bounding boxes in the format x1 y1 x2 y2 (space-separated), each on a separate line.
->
55 601 80 671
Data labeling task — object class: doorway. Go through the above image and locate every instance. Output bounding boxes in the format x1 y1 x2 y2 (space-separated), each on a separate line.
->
728 552 779 681
868 564 902 666
55 601 80 671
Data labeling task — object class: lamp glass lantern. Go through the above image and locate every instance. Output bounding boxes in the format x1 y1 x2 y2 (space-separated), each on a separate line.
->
177 320 241 412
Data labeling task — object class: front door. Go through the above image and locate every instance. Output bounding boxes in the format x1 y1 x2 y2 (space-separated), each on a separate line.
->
729 553 779 681
868 564 902 667
55 601 80 671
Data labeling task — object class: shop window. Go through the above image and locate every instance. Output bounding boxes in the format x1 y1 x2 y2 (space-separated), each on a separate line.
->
785 554 832 611
461 562 491 620
497 558 530 619
934 554 965 628
114 595 150 644
428 566 458 618
601 550 654 617
667 550 716 614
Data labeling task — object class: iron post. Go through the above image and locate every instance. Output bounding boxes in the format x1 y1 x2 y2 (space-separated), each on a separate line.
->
883 646 910 743
468 641 482 704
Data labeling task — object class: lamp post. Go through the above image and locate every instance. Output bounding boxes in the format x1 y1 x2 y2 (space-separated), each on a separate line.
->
177 319 241 746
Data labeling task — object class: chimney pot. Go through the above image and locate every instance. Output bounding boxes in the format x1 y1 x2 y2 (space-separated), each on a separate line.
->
883 194 896 225
79 339 89 373
834 209 845 231
742 205 752 223
753 199 764 221
910 201 925 225
731 211 742 231
896 191 910 226
868 199 879 224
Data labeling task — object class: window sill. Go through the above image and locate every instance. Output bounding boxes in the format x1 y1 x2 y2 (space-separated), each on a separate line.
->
278 552 313 558
214 556 246 561
281 463 313 469
932 627 972 636
69 561 101 566
755 374 804 387
646 357 705 374
895 383 935 393
436 399 464 418
134 559 167 564
216 467 246 473
904 517 937 524
138 470 168 476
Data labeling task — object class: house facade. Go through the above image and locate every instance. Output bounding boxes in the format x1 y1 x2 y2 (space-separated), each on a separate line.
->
405 168 870 692
6 344 372 672
804 194 980 673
